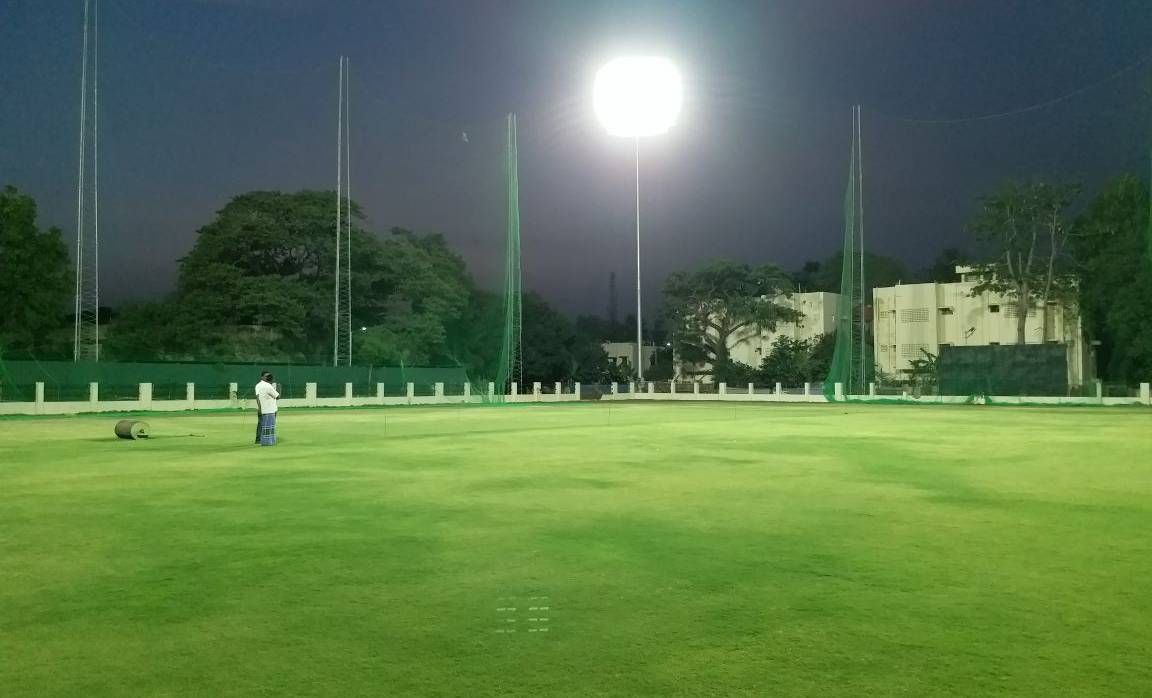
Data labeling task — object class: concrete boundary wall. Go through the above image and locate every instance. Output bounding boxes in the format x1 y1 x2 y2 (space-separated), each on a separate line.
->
1 380 1148 416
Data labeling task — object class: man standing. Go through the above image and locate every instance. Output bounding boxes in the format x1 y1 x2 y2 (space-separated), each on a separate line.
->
254 371 280 446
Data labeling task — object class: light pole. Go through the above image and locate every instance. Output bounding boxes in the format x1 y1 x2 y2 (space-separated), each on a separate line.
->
594 56 682 382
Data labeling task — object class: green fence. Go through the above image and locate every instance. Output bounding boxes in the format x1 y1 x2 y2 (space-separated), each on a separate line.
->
0 360 468 403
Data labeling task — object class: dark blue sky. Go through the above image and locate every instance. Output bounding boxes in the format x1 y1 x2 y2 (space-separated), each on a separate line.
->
3 0 1151 316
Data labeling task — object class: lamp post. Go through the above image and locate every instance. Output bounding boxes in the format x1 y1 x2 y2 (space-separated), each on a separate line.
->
594 56 682 382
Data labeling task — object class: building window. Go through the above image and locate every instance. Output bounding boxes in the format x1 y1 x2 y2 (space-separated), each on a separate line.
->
988 304 1000 313
939 307 954 315
989 342 1000 346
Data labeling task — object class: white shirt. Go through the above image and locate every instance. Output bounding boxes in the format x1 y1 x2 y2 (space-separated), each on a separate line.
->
255 381 280 414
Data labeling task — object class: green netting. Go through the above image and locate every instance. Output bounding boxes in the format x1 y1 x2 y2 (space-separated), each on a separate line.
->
483 112 523 405
824 106 869 401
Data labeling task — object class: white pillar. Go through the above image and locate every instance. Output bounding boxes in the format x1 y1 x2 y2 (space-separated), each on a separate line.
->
747 383 754 395
487 382 495 398
611 382 618 395
647 382 655 395
533 382 541 402
435 382 444 398
774 382 782 396
376 382 385 402
803 382 810 396
669 382 677 395
1095 380 1103 399
90 382 100 404
306 382 318 407
719 382 727 396
629 381 636 394
511 381 519 397
869 382 876 396
229 382 239 408
835 382 844 400
554 381 562 400
1140 382 1150 405
186 382 195 405
139 383 153 409
574 382 581 399
35 381 45 409
693 382 700 396
406 382 415 404
464 382 472 401
345 382 354 404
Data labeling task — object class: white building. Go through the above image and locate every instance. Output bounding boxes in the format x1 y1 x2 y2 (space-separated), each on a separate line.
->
679 291 841 380
602 342 657 374
872 266 1088 387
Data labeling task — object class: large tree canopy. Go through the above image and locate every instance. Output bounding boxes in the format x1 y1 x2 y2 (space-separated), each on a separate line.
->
665 259 800 381
0 186 71 356
107 191 472 364
1070 176 1152 383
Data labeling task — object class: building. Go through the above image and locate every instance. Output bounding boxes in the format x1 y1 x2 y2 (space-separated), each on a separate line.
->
602 342 657 374
677 291 841 380
872 266 1088 387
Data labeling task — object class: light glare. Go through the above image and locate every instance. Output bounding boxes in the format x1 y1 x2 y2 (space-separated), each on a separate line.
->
594 57 683 138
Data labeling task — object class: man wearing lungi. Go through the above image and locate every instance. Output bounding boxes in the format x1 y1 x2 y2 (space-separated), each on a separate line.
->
254 371 280 446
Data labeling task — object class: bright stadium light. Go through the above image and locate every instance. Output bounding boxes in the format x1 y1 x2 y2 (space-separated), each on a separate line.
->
594 56 682 381
594 57 683 137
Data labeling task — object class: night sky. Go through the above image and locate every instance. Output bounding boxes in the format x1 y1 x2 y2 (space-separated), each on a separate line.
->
3 0 1151 316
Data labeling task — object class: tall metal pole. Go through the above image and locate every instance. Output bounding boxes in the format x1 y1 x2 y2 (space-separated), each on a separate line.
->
73 0 90 361
857 105 866 389
634 136 643 382
333 56 343 367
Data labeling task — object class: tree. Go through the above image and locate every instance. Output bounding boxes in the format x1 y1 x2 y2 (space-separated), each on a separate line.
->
664 259 801 380
0 186 72 356
968 181 1079 345
107 191 472 364
758 336 814 387
1069 176 1152 383
520 292 615 383
809 251 910 295
919 247 967 283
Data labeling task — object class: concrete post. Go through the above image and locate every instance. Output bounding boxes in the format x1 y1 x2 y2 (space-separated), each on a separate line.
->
435 382 444 398
693 382 700 396
574 382 581 399
803 382 810 396
511 381 518 397
774 382 782 396
140 383 153 410
1141 382 1150 405
345 382 354 404
611 382 618 395
748 383 754 395
835 382 844 400
719 382 727 397
869 382 877 397
376 383 385 402
464 382 472 401
648 382 655 395
554 381 562 400
629 381 636 395
90 382 100 404
669 382 677 395
35 382 44 411
406 382 415 405
186 382 195 405
229 382 239 408
1095 379 1103 399
306 383 318 407
533 382 541 402
487 381 495 398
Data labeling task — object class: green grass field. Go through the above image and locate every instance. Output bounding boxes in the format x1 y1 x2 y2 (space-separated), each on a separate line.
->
2 402 1150 696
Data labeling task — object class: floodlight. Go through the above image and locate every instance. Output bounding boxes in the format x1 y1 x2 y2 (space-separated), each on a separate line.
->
594 57 683 138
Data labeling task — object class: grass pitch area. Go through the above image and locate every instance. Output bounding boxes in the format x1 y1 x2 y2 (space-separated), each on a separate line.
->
2 403 1150 696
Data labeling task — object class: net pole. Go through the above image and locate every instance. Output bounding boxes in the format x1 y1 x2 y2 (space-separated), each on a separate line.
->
857 105 865 389
73 0 90 362
634 135 643 382
344 58 352 366
333 56 343 367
